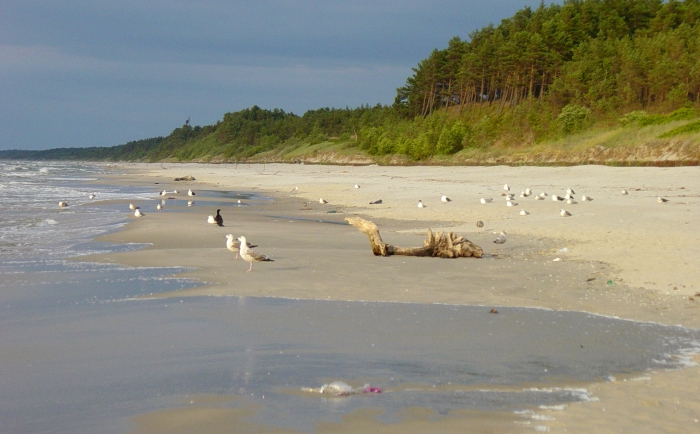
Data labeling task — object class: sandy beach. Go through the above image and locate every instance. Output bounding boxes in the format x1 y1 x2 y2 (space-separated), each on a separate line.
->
86 162 700 433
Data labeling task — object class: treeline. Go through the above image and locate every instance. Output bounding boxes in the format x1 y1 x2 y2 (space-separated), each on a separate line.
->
396 0 700 117
2 0 699 163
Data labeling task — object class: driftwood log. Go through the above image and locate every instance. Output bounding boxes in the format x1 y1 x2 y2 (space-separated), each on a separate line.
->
345 217 483 258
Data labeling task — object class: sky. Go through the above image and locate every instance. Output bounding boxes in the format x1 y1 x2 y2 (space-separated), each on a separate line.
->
1 0 546 150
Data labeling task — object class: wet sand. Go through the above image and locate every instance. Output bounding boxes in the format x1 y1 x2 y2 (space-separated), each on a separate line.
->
86 163 700 433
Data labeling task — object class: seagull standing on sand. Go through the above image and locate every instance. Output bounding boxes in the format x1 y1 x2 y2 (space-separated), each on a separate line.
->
134 209 144 217
539 192 548 198
567 199 577 205
658 197 669 203
441 196 451 203
504 184 510 191
552 195 563 201
188 189 196 196
354 184 360 189
207 215 217 224
567 188 576 195
582 195 592 201
129 203 138 210
319 198 328 204
480 198 493 204
237 236 274 271
525 188 532 196
535 195 544 200
225 234 257 260
622 189 628 195
506 201 517 207
560 209 571 217
291 186 298 192
520 209 529 215
418 200 425 208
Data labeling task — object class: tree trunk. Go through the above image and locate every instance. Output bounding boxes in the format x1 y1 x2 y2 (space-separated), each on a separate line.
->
346 217 483 258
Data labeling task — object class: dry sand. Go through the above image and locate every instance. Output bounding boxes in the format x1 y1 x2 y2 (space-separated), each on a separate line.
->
86 162 700 433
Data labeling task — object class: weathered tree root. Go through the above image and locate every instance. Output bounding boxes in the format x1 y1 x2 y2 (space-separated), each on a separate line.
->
345 217 483 258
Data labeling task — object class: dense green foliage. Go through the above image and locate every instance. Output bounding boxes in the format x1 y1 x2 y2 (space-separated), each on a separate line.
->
2 0 699 163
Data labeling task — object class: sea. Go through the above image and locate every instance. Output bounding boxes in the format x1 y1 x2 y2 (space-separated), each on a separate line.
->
1 160 699 434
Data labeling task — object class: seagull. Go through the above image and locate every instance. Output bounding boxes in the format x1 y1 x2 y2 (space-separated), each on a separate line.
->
237 199 242 204
520 209 529 215
354 184 360 189
129 203 138 210
291 186 298 192
188 189 196 196
567 188 576 195
88 194 95 200
441 196 451 203
214 209 223 226
535 195 544 200
493 231 507 244
539 192 548 198
476 221 484 228
157 204 162 211
319 198 328 204
369 199 383 204
524 188 532 196
505 194 515 200
567 199 577 205
188 200 194 206
207 215 217 224
552 195 563 201
160 190 167 196
173 190 179 194
225 234 257 260
560 209 571 217
565 193 574 200
504 184 510 191
658 197 669 203
417 200 425 208
622 189 628 195
58 201 68 208
582 195 592 201
237 236 274 272
520 191 526 198
506 201 517 207
134 209 144 217
480 198 493 204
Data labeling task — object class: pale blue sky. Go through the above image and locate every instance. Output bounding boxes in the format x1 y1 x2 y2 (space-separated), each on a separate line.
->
1 1 545 150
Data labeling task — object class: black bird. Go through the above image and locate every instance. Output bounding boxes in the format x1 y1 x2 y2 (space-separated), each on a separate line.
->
214 209 224 226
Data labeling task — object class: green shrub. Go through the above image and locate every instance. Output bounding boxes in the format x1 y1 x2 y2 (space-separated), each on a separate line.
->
619 110 648 126
557 104 594 135
658 120 700 138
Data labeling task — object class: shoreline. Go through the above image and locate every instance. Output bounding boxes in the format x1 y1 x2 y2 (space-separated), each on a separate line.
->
85 162 700 433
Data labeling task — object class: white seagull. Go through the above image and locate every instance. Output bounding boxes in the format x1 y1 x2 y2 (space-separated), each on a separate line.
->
504 184 510 191
58 201 68 208
539 192 548 198
493 231 507 244
621 189 628 195
480 198 493 204
134 209 144 217
552 195 563 201
237 236 274 271
581 195 592 201
319 198 328 204
291 186 298 192
129 203 138 210
225 234 257 260
535 195 544 200
441 196 451 203
354 184 360 189
417 200 425 208
207 215 217 224
567 199 577 205
160 190 167 196
525 188 532 196
188 200 194 206
188 189 196 196
566 188 576 195
658 197 669 203
560 209 571 217
157 203 162 211
506 201 517 207
89 194 95 200
520 209 529 215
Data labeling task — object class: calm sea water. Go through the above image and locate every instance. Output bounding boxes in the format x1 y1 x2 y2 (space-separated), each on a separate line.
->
1 161 699 434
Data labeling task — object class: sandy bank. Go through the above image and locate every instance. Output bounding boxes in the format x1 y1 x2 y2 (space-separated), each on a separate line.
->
85 162 700 434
